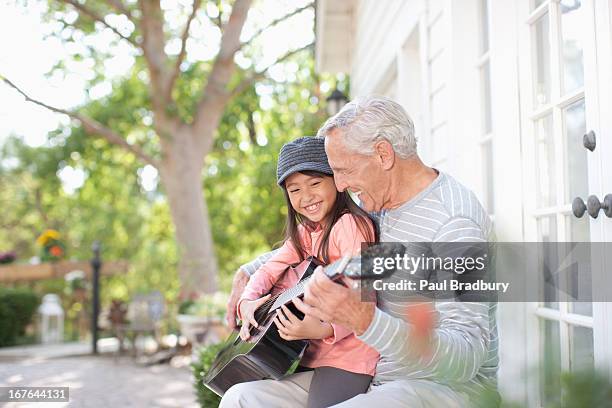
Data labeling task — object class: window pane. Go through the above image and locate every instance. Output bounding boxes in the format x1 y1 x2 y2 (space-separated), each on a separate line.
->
566 214 589 242
541 319 561 406
430 51 447 92
570 325 594 372
533 14 551 107
428 0 444 23
482 140 495 213
538 216 557 242
535 115 556 207
561 0 585 94
564 99 588 202
431 123 448 163
570 302 593 316
538 216 559 309
430 87 448 128
429 15 447 59
566 212 591 316
480 0 490 53
481 61 493 134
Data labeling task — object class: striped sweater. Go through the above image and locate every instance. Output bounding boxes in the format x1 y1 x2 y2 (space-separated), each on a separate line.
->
241 172 499 403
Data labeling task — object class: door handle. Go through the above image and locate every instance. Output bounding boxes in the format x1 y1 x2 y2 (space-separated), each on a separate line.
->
583 130 596 151
572 197 587 218
572 195 612 218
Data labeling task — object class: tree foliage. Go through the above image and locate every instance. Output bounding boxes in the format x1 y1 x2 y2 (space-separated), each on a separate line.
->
0 53 342 302
2 0 317 296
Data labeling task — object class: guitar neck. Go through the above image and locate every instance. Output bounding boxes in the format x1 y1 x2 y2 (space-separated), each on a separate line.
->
269 279 309 311
262 241 406 315
268 256 352 312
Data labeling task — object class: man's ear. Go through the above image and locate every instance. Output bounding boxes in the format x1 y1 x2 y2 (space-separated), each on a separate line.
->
374 140 396 170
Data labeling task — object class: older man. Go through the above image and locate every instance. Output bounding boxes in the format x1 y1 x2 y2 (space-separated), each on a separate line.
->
222 96 499 407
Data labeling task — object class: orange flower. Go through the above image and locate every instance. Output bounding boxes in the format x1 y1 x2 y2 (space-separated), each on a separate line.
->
49 246 63 257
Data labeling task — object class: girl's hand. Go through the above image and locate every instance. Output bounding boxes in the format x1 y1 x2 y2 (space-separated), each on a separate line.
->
239 294 271 341
274 304 333 341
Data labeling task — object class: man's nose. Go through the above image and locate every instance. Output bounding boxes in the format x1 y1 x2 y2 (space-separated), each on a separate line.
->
334 175 348 192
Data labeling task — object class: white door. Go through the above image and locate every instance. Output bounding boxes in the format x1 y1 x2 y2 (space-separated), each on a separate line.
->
517 0 612 405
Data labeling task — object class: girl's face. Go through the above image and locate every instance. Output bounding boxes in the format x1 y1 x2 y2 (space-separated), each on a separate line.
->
285 172 338 226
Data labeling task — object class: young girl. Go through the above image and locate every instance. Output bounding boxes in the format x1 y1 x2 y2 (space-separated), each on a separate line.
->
237 136 379 408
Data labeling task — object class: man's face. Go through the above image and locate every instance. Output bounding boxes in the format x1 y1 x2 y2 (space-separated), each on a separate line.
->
324 129 388 212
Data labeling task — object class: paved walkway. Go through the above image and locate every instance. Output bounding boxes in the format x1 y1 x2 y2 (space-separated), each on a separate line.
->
0 353 199 407
0 339 119 360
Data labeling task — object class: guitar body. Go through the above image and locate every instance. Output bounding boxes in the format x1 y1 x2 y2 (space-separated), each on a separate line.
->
203 259 319 396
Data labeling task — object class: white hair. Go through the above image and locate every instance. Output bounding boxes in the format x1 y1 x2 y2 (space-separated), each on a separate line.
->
316 95 417 159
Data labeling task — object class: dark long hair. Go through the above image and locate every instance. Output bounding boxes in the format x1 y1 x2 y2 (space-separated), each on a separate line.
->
281 170 379 264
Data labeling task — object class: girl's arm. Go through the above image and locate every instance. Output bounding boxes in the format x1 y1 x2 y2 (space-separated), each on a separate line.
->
237 237 302 320
323 214 375 344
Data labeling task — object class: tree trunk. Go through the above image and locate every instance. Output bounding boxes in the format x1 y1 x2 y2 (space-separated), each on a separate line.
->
159 126 218 298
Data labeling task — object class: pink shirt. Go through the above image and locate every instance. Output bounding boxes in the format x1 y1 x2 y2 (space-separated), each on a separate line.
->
238 213 379 376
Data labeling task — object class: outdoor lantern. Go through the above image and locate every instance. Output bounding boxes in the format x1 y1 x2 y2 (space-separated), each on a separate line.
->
39 294 64 344
326 88 348 116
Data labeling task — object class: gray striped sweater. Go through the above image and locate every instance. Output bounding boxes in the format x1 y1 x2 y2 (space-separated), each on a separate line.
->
240 172 498 403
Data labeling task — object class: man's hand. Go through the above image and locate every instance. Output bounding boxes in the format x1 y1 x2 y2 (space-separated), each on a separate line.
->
226 269 249 330
293 266 376 336
274 304 333 341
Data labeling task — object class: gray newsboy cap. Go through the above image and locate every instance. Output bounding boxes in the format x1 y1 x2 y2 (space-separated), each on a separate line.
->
277 137 333 186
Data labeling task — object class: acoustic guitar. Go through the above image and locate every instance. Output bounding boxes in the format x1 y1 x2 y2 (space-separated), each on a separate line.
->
203 243 404 396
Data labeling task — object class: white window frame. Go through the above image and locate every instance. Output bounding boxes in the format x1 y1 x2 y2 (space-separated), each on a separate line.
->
426 3 450 170
477 0 495 215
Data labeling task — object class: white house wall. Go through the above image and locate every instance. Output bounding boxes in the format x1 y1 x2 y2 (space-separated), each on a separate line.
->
316 0 612 405
351 0 424 97
315 0 354 73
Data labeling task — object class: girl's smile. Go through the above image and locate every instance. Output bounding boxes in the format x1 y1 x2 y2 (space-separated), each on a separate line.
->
303 201 322 214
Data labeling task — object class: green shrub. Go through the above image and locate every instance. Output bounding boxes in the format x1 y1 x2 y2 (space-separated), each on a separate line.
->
553 370 612 408
0 287 40 347
191 342 225 408
178 299 195 315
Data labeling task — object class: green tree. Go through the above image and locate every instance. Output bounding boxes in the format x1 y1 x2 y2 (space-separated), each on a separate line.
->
1 0 314 298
